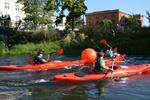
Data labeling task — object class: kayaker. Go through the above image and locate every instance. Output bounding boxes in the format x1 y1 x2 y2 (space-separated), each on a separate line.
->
94 52 113 73
33 50 48 64
105 47 113 58
113 47 120 57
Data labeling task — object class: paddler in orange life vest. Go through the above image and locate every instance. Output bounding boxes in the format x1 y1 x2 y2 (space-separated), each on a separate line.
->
33 50 48 64
94 52 113 73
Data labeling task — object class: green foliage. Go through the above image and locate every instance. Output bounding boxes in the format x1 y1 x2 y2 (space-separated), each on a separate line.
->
126 16 141 31
49 0 87 31
2 41 61 56
30 29 61 43
116 27 150 40
17 0 54 30
0 41 8 55
1 29 62 48
110 38 150 55
96 19 113 39
64 0 87 31
0 15 11 27
15 20 22 30
146 11 150 27
110 27 150 55
61 32 91 55
98 19 113 33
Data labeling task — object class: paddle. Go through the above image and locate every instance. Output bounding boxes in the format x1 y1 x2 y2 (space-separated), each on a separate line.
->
90 39 101 50
47 49 64 60
99 39 115 79
100 39 111 48
28 49 64 65
110 58 115 79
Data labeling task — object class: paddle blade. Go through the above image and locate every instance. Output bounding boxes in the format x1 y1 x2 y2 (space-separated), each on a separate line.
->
100 39 111 47
100 39 108 45
56 49 64 55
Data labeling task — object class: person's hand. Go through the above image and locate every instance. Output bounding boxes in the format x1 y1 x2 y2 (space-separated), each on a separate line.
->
48 53 51 57
109 68 114 71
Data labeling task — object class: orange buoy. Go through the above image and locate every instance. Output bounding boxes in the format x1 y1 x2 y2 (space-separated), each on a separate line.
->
81 48 97 63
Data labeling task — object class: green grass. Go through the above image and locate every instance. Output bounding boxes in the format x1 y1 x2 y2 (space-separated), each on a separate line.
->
0 41 62 56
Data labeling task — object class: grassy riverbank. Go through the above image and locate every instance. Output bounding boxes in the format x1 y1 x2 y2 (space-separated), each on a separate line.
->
1 38 150 56
0 28 150 56
0 41 61 56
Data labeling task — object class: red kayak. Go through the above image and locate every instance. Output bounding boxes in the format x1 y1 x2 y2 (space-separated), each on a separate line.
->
53 64 150 82
0 55 125 71
0 60 86 71
105 55 125 66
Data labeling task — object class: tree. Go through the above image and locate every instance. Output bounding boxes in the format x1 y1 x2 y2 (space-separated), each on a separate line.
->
146 11 150 27
17 0 54 30
126 16 140 30
100 19 112 32
46 0 87 31
0 15 11 27
98 19 113 39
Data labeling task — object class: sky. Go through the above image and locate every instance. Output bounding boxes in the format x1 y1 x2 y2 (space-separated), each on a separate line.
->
85 0 150 26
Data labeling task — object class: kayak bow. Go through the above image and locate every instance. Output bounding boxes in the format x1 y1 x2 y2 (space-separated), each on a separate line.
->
53 64 150 82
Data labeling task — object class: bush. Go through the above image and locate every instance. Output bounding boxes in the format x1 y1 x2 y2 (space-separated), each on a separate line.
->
116 27 150 40
110 38 150 55
30 29 61 43
0 41 8 55
61 32 92 55
6 41 61 56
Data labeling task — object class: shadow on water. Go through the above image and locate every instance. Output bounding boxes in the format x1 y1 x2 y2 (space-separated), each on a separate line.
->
0 55 150 100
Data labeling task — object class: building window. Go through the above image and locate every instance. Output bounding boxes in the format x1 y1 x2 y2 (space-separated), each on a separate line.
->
112 14 115 18
5 2 9 9
15 5 19 11
16 16 20 21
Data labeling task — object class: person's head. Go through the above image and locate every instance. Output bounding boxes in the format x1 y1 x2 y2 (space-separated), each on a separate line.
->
113 47 118 52
37 50 43 57
108 47 112 50
99 51 104 58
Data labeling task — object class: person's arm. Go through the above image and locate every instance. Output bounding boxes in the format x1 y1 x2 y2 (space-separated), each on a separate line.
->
42 59 47 63
39 57 47 63
101 60 113 71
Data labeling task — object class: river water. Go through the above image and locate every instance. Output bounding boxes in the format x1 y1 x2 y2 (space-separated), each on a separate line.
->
0 55 150 100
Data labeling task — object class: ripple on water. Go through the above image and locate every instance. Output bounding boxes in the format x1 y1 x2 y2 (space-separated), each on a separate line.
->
0 56 150 100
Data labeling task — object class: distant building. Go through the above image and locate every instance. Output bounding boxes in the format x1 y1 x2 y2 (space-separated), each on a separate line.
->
0 0 25 27
86 9 144 30
0 0 66 30
51 16 66 30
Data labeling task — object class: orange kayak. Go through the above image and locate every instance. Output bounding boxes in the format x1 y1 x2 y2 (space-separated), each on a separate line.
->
105 55 125 66
53 64 150 82
0 55 125 71
0 60 86 71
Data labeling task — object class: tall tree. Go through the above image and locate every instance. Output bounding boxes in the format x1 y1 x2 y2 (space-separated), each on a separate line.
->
47 0 87 31
0 15 11 27
99 19 112 33
17 0 54 30
126 16 140 30
146 11 150 27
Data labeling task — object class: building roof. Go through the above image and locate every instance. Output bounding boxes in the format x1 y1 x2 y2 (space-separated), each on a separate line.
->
86 9 131 16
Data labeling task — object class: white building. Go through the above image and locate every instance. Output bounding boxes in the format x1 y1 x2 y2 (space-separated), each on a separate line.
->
0 0 66 30
51 16 66 30
0 0 25 26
